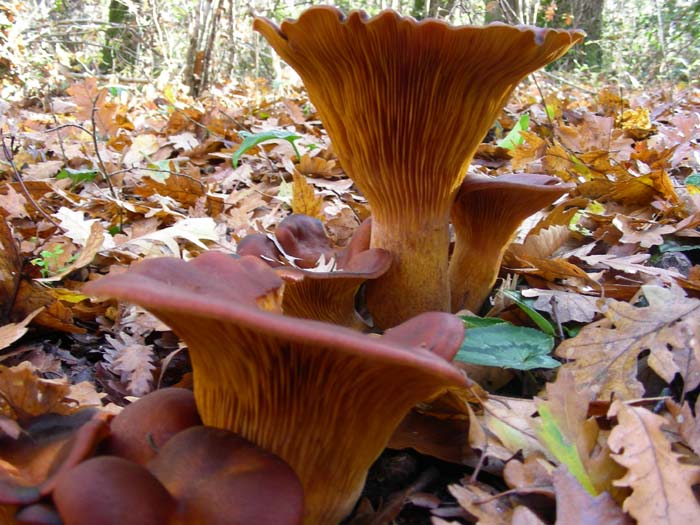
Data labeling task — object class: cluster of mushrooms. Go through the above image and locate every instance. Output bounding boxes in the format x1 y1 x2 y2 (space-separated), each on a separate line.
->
1 6 583 525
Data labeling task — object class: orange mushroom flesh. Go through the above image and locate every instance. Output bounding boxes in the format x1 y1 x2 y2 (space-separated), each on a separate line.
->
449 173 573 312
254 7 583 327
84 252 467 524
239 215 391 327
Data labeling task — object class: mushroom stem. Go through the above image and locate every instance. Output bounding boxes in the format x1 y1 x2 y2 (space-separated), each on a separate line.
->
449 235 510 313
366 217 451 327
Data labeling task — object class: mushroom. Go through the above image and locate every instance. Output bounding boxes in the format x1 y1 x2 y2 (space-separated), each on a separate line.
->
254 7 583 327
449 173 573 312
239 215 390 327
84 252 467 524
52 456 176 525
102 387 201 465
149 426 304 525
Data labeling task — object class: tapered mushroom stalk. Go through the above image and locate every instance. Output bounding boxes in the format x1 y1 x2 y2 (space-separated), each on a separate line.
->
84 252 467 524
449 174 573 312
254 7 583 327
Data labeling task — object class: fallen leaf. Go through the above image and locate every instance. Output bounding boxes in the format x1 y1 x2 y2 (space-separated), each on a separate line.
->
521 289 601 323
0 362 77 422
104 333 155 396
553 466 631 525
556 285 700 399
292 170 323 219
608 401 700 525
0 308 43 351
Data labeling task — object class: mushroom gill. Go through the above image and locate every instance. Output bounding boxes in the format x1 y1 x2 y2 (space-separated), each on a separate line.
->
83 252 467 525
449 173 573 312
254 6 583 327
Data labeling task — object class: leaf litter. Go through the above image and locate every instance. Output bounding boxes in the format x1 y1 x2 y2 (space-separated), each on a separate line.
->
1 77 700 523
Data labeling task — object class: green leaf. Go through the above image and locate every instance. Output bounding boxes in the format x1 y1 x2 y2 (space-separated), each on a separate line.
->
497 113 529 150
685 172 700 194
658 239 700 254
56 168 99 187
460 315 506 329
232 130 302 167
455 323 558 370
537 404 597 495
500 290 556 336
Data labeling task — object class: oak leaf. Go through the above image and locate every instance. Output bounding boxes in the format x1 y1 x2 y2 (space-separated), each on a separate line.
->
608 401 700 525
104 333 155 396
292 170 323 219
556 285 700 399
0 362 77 423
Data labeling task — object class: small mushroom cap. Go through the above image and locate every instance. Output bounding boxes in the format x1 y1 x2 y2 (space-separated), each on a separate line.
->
52 456 175 525
148 426 304 525
236 234 284 266
103 388 201 465
275 214 334 268
449 173 574 312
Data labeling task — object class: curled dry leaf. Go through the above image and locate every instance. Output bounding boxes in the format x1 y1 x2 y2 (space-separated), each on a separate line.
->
607 401 700 525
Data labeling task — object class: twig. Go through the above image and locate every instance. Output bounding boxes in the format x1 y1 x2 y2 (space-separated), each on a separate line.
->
0 131 63 231
538 70 597 95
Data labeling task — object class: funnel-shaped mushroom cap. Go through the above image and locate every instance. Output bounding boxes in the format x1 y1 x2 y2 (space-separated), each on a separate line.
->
149 426 304 525
449 173 573 312
255 7 583 327
84 252 467 525
52 456 175 525
238 215 391 327
274 214 335 268
103 388 201 465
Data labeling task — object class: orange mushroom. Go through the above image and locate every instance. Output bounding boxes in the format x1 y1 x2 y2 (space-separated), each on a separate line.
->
84 252 467 524
254 7 583 327
239 215 390 327
449 173 573 312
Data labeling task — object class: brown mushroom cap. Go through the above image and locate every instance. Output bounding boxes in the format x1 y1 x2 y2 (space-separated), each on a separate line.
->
52 456 175 525
84 252 467 524
148 426 304 525
238 215 391 327
254 7 584 327
103 387 201 465
449 173 573 312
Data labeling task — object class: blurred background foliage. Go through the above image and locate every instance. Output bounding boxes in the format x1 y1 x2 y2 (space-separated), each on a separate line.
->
1 0 698 100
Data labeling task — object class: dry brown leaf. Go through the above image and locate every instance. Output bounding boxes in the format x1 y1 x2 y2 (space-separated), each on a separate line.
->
0 215 20 323
292 170 323 219
613 215 677 248
553 467 631 525
510 130 546 170
665 399 700 457
66 77 120 137
104 333 155 396
37 222 104 283
521 289 601 323
0 183 28 219
0 362 77 422
0 308 43 352
608 401 700 525
556 285 700 399
449 483 512 524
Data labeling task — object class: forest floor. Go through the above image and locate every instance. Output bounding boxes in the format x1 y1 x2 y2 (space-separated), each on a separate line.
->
1 77 699 524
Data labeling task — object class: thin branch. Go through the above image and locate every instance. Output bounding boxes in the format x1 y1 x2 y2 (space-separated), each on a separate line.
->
0 132 63 231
